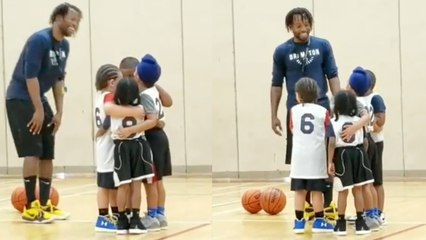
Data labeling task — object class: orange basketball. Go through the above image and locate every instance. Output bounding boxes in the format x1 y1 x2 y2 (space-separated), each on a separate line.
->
11 186 27 212
241 189 262 214
260 187 286 215
11 186 60 212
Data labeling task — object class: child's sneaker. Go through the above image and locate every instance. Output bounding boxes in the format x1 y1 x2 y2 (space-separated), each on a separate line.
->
365 212 380 232
22 200 55 224
333 219 347 236
41 199 70 220
312 218 334 233
324 201 338 224
156 214 168 230
116 215 130 235
95 215 117 233
140 215 161 232
355 218 371 235
293 219 306 234
380 212 387 225
128 216 147 234
303 202 314 221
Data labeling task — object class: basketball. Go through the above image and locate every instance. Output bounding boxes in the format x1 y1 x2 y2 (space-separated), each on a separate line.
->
11 186 60 212
11 187 27 213
260 187 286 215
241 189 262 214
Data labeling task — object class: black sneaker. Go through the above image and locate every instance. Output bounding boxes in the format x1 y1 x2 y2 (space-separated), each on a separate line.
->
116 215 130 235
355 218 371 235
129 216 148 234
334 219 347 236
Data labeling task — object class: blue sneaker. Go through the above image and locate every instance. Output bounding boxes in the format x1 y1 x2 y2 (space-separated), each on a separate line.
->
95 215 118 233
312 218 334 233
293 219 306 234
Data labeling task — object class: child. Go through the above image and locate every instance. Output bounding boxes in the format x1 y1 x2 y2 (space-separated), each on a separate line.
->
104 78 155 235
93 64 120 232
365 69 387 225
328 90 373 236
119 55 173 230
289 77 334 234
348 67 381 231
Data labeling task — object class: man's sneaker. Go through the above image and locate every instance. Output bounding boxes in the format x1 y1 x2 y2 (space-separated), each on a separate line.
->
303 202 314 221
41 200 71 220
334 219 347 236
116 215 130 235
312 218 334 233
156 214 168 230
380 212 387 226
22 200 55 224
128 216 147 234
355 218 371 235
324 201 338 224
364 215 380 232
95 215 117 233
140 215 161 232
293 219 306 234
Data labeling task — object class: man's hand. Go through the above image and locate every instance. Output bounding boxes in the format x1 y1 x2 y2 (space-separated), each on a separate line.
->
48 113 62 135
27 108 44 135
271 117 283 136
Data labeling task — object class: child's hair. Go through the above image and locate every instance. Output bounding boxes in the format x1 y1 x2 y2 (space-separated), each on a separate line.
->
95 64 120 91
295 77 319 103
113 78 140 106
365 69 376 90
333 90 358 121
119 57 139 70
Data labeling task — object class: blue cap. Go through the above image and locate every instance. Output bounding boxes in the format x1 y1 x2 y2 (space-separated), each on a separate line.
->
349 67 371 96
136 54 161 85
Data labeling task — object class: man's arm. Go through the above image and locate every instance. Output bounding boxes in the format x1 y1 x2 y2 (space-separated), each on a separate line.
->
25 35 46 134
270 47 286 136
52 80 64 115
328 77 340 96
155 84 173 107
323 40 340 96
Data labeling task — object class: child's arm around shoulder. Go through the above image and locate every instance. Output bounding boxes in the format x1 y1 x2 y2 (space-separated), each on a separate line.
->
103 93 144 119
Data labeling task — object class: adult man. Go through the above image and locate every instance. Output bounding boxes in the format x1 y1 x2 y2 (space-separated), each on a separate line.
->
5 2 82 223
270 7 340 219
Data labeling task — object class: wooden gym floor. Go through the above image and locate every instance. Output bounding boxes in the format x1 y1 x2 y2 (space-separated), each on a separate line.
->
1 175 425 239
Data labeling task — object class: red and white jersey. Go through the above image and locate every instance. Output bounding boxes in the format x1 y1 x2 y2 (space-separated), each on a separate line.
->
94 91 114 172
357 94 375 133
331 115 364 147
141 87 164 121
289 103 329 179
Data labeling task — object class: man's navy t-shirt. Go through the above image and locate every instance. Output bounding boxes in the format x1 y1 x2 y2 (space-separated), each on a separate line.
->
6 28 69 102
271 36 338 110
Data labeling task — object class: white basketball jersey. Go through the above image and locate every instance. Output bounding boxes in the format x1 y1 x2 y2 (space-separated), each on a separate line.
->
94 91 114 172
110 105 145 140
289 103 328 179
331 115 364 147
369 93 384 143
142 87 165 120
357 95 375 133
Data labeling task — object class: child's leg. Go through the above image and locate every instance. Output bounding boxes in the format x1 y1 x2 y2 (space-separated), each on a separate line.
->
125 190 132 216
375 185 385 212
117 184 131 212
97 187 110 216
130 181 142 218
157 180 166 214
109 189 118 215
311 189 334 233
353 186 371 234
143 181 158 218
294 190 307 219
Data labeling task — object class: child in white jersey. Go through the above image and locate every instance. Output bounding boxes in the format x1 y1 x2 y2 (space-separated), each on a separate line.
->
93 64 120 232
328 90 374 236
365 69 387 224
104 78 155 235
289 77 334 234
